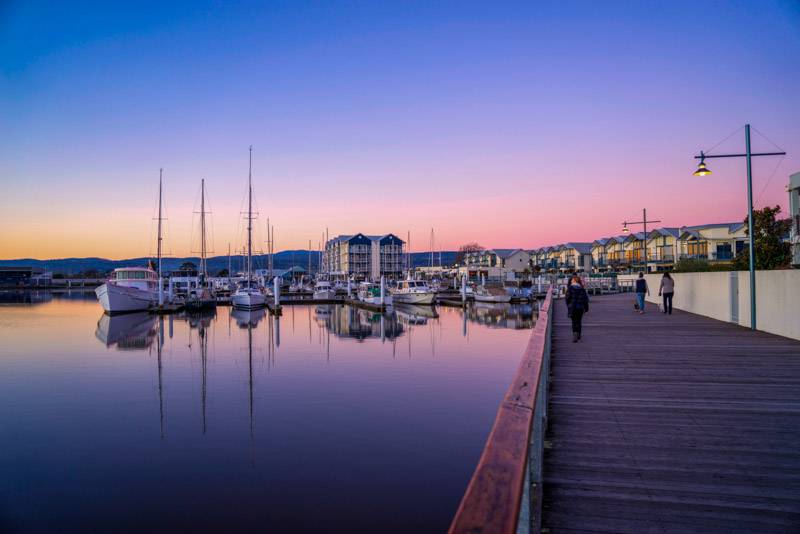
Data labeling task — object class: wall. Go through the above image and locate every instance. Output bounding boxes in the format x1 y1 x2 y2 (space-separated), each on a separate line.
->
619 271 800 340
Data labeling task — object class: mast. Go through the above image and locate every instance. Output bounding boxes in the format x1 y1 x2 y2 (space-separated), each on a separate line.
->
308 239 311 278
248 320 254 468
158 315 165 439
200 178 206 279
247 146 253 289
267 217 271 279
157 169 163 277
200 324 207 434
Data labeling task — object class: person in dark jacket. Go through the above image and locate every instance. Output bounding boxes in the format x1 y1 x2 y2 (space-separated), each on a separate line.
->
565 273 589 342
634 272 650 314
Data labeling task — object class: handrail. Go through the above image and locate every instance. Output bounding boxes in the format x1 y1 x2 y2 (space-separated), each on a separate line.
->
449 290 553 534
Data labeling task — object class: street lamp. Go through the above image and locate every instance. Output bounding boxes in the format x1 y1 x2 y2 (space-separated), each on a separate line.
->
621 209 661 272
694 124 786 330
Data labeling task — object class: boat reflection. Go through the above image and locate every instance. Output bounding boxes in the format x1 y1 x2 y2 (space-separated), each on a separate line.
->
463 301 539 330
231 307 267 328
315 305 404 342
95 312 158 349
395 303 438 325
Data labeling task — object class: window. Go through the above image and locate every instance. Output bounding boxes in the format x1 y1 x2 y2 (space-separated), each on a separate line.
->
716 242 732 260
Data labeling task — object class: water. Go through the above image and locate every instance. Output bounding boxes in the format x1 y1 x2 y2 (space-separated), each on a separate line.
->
0 290 538 533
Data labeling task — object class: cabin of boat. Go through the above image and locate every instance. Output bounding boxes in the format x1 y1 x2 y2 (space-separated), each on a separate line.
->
108 267 159 291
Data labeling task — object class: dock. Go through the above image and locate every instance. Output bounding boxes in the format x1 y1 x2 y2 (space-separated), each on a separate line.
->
541 293 800 532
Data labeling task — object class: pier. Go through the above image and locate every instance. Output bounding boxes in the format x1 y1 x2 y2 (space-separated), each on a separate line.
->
450 292 800 533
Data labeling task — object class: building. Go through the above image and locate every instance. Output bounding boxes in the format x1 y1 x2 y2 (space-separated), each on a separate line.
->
0 266 52 286
557 243 593 272
462 248 532 281
322 233 404 279
677 223 747 262
646 228 681 269
590 239 609 271
789 171 800 265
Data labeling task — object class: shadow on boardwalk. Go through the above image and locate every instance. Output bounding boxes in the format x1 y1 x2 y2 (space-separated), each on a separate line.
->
542 292 800 533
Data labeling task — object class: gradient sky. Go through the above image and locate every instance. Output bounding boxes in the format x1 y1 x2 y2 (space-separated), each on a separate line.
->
1 1 799 260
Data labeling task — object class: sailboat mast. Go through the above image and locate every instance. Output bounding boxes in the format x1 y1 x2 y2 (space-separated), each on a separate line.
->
248 322 254 467
247 146 253 289
267 217 271 279
157 169 163 277
200 178 206 278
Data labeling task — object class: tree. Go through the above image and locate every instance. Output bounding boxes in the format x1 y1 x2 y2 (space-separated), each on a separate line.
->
455 242 484 265
216 268 229 277
732 205 792 270
179 262 197 271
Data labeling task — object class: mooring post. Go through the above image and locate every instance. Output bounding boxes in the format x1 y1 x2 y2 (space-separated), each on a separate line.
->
461 275 467 303
168 278 173 302
158 277 164 306
274 277 280 306
380 276 385 306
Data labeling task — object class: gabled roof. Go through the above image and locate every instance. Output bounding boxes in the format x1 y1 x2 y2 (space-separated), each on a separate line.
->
488 248 525 259
591 238 609 249
560 242 593 254
647 227 681 240
605 235 627 246
679 230 703 240
623 232 645 243
680 222 745 234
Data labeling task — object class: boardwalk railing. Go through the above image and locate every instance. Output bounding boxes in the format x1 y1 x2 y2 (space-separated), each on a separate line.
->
449 290 553 534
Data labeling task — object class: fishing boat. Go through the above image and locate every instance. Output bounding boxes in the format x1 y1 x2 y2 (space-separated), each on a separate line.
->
357 281 392 305
232 147 267 310
96 171 167 314
473 284 512 303
185 179 217 311
392 279 436 305
313 278 336 300
96 267 159 314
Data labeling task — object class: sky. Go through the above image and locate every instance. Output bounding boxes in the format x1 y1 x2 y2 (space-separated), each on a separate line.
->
1 1 799 260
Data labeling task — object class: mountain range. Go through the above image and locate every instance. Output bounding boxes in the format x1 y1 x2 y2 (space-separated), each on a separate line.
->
0 251 457 275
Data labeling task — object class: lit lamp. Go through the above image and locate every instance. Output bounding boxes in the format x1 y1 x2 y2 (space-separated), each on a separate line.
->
622 223 629 233
693 124 786 330
619 210 660 272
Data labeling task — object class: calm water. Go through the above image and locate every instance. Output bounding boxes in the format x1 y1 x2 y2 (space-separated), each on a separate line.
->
0 290 538 533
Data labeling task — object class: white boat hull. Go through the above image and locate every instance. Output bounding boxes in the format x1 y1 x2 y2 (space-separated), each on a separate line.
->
96 283 157 314
358 295 393 306
313 290 336 300
392 292 435 305
232 290 267 309
474 294 512 303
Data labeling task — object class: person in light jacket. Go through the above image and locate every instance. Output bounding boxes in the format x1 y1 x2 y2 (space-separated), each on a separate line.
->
658 272 675 315
635 272 650 314
565 273 589 342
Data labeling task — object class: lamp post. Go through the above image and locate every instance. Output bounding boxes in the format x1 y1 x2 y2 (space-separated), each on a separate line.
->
621 209 661 272
694 124 786 330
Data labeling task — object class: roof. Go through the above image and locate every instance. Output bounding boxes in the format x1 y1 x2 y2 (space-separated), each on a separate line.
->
488 248 524 259
591 238 609 249
680 223 745 234
623 232 646 243
606 236 627 245
647 227 681 239
563 242 593 254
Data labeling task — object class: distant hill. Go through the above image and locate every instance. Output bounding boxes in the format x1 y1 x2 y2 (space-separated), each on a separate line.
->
0 251 457 275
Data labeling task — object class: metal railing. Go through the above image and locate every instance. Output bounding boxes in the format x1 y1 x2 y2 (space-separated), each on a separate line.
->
449 290 553 534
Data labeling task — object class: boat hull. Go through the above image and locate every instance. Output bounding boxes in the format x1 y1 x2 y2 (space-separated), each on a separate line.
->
357 295 393 305
392 292 435 305
232 290 266 309
474 294 512 303
96 283 157 314
313 290 336 300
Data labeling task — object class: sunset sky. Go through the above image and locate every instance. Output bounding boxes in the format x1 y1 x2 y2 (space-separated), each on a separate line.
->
1 1 799 260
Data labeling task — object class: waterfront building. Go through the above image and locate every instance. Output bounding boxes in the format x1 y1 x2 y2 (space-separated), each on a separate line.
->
789 171 800 265
590 239 610 271
463 248 532 281
322 233 404 279
557 243 593 272
603 236 627 270
622 232 646 267
677 223 747 262
0 266 52 286
645 228 681 268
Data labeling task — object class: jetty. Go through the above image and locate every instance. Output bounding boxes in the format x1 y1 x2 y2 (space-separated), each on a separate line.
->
450 292 800 533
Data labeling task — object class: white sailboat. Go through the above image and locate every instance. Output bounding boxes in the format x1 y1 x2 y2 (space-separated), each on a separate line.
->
232 147 267 310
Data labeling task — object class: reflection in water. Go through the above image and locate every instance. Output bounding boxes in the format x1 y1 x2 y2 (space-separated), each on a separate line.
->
0 289 53 305
464 301 539 330
95 312 157 349
0 294 544 533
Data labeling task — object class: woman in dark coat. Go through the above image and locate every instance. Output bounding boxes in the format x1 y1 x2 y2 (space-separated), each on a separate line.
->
565 273 589 342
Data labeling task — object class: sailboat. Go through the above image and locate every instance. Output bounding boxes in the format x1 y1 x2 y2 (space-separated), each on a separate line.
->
185 179 217 310
232 147 267 309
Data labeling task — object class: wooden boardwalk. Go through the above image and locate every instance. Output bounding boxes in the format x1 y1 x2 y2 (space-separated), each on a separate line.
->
542 293 800 533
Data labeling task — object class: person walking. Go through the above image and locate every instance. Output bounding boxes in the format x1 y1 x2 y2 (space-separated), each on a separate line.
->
635 272 650 314
658 272 675 315
565 273 589 342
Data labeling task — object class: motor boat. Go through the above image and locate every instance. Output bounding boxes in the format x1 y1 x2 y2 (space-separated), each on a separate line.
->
392 279 436 305
95 267 159 314
357 281 392 305
474 284 512 303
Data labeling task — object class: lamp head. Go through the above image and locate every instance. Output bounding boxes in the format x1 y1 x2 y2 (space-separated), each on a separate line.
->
694 151 712 177
622 223 629 233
